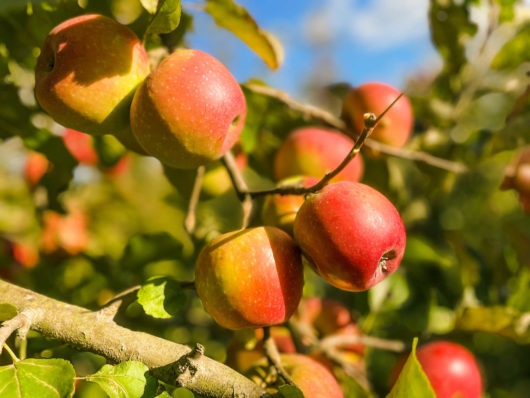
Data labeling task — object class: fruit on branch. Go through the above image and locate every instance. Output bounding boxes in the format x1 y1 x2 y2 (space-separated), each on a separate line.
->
294 181 406 291
41 210 89 256
225 327 296 373
274 127 363 182
24 152 51 187
341 82 413 148
501 146 530 213
63 129 98 165
195 226 303 330
35 14 150 146
261 175 319 234
247 354 344 398
130 49 247 169
391 341 482 398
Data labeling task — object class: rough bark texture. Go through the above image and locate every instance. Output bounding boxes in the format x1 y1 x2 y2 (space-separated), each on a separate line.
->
0 280 268 398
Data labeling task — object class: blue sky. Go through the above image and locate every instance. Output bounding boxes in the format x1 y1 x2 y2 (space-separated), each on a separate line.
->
185 0 440 97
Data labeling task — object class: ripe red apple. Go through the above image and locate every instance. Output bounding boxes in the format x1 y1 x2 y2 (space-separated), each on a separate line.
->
63 129 98 165
195 226 303 330
274 127 363 183
35 14 150 143
12 242 40 269
391 341 482 398
41 210 89 256
294 181 406 291
24 152 50 187
341 82 413 148
247 354 343 398
130 49 247 168
261 176 319 234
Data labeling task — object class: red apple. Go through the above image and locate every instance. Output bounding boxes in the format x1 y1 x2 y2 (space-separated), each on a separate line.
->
35 14 150 143
12 242 40 269
342 82 413 148
63 129 98 165
274 127 363 183
24 152 50 187
41 210 89 256
195 226 303 330
391 341 482 398
130 49 246 168
261 176 319 234
294 181 406 291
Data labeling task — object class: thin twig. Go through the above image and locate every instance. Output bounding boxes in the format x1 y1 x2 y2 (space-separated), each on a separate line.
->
324 348 370 390
98 285 141 319
316 334 406 353
243 83 468 173
184 166 205 235
0 310 33 354
222 150 253 228
262 327 296 386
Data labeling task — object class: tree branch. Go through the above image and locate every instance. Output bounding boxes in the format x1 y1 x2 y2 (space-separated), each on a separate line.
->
222 150 253 228
0 280 268 398
262 327 295 386
184 165 205 235
244 83 468 174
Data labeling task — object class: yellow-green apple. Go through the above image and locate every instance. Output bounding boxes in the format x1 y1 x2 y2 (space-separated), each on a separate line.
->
130 49 247 168
24 152 50 187
225 327 296 373
34 14 149 151
341 82 413 148
273 127 363 183
294 182 406 291
195 226 303 330
261 176 319 234
247 354 343 398
391 341 482 398
40 210 89 256
501 146 530 213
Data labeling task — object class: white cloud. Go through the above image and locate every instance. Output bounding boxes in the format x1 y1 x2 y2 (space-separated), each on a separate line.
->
305 0 431 51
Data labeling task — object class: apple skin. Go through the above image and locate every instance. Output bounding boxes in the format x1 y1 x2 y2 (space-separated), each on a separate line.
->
24 152 50 187
63 129 98 165
261 176 319 234
391 341 482 398
274 127 363 183
341 82 413 148
35 14 150 141
248 354 343 398
294 181 406 291
195 226 303 330
130 49 247 169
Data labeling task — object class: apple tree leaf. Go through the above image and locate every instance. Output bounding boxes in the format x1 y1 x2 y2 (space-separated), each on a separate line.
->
386 338 435 398
140 0 159 14
0 358 75 398
494 0 517 23
144 0 182 37
204 0 284 70
278 384 305 398
171 388 195 397
0 303 17 321
491 23 530 70
85 361 158 398
137 276 187 319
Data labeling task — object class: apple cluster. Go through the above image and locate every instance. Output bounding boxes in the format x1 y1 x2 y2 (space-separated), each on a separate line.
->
30 12 485 398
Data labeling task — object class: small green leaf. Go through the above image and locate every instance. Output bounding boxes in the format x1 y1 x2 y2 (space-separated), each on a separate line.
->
386 338 436 398
204 0 284 70
85 361 157 398
144 0 181 37
0 303 17 321
278 384 304 398
0 358 75 398
492 23 530 70
494 0 517 23
171 388 195 397
140 0 159 14
137 277 187 319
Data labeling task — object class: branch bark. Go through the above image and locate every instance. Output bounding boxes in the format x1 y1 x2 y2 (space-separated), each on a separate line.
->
0 279 268 398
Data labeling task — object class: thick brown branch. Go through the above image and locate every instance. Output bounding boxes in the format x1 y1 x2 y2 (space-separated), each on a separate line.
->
0 280 268 398
243 83 468 174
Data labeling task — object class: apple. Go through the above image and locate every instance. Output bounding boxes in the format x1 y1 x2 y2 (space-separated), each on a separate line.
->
195 226 303 330
294 181 406 291
341 82 413 148
35 14 150 144
24 152 50 187
247 354 343 398
41 210 89 256
500 146 530 213
130 49 247 169
63 129 98 165
391 341 482 398
274 127 363 183
12 242 40 269
261 176 319 234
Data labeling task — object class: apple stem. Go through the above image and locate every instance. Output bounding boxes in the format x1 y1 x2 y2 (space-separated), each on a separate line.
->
184 166 205 235
262 326 297 386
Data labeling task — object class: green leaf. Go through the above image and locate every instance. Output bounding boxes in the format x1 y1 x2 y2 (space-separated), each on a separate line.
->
386 338 435 398
137 277 187 319
456 306 530 344
140 0 159 14
494 0 517 23
0 358 75 398
85 361 157 398
492 23 530 70
204 0 284 70
120 232 183 269
278 384 305 398
171 388 195 397
0 303 17 321
507 269 530 312
144 0 182 37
